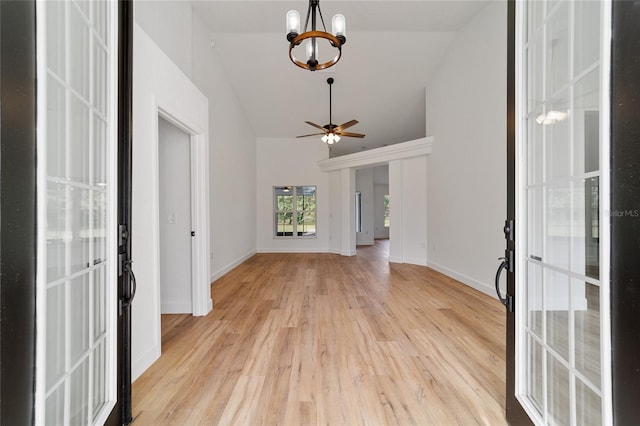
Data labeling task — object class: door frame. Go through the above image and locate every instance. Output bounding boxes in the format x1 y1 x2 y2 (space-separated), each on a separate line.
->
507 0 618 423
154 105 209 317
156 108 204 315
112 0 134 424
610 0 640 422
0 1 38 423
505 1 531 422
0 0 133 424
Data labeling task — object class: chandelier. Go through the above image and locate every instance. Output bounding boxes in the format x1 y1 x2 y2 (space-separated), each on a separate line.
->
286 0 346 71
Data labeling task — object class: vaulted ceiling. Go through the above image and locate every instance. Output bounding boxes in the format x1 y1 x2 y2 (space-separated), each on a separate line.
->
192 1 490 156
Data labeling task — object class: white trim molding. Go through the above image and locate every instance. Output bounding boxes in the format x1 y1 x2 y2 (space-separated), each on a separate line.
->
317 137 433 172
319 137 432 263
210 250 257 283
427 261 494 298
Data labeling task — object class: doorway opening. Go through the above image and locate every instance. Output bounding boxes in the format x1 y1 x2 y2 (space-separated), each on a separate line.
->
355 164 390 258
158 116 193 314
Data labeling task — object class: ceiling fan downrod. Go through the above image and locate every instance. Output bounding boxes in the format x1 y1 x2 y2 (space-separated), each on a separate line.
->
328 77 334 130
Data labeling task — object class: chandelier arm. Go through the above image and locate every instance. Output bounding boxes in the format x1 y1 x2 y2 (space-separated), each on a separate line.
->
303 1 312 32
317 3 328 32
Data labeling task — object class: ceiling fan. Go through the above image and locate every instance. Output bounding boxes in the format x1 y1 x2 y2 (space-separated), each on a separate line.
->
297 77 365 145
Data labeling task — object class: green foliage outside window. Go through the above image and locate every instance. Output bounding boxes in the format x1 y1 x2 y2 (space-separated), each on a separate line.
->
384 194 390 227
275 186 317 237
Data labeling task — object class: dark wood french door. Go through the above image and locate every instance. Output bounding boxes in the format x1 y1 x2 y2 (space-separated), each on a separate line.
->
504 2 531 423
0 0 133 424
609 1 640 423
0 1 39 422
503 0 640 424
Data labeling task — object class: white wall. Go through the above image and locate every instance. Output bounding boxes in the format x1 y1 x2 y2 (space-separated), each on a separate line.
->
256 138 329 252
136 2 257 284
158 117 192 314
355 168 374 245
190 14 257 282
401 157 428 265
425 1 507 296
328 171 342 254
132 25 210 380
389 157 428 266
134 1 192 77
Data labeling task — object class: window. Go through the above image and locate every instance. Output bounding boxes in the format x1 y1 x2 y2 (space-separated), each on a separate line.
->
384 194 390 227
355 192 362 233
274 186 316 237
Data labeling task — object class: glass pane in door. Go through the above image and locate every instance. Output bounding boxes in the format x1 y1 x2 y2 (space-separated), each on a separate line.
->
519 0 608 424
38 0 117 424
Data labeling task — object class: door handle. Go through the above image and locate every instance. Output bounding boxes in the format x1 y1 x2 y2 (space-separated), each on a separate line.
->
121 260 137 309
495 257 513 311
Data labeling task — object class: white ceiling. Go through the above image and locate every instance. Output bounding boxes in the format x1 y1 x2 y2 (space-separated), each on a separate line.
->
191 0 489 156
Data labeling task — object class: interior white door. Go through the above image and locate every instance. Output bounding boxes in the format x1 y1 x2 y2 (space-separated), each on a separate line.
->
515 1 611 424
36 1 119 424
158 117 193 314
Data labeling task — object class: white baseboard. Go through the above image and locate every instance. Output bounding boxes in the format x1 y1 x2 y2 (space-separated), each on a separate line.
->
161 302 192 314
403 257 427 267
329 248 341 255
340 249 357 256
389 255 403 263
427 261 495 298
209 250 256 283
257 247 330 254
356 239 374 246
132 344 161 383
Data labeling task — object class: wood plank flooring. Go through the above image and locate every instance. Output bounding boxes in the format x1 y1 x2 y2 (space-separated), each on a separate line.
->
132 241 507 425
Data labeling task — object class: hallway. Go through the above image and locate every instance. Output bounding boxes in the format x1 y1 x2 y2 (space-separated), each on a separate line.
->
132 241 506 424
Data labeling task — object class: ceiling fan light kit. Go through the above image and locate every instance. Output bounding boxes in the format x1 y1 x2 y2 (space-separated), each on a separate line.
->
296 78 365 145
286 0 346 71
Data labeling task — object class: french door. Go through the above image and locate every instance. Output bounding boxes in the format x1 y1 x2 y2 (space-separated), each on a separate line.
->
35 1 133 425
505 0 612 424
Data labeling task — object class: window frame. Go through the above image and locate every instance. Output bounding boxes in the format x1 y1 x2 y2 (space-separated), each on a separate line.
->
273 185 317 239
355 191 362 233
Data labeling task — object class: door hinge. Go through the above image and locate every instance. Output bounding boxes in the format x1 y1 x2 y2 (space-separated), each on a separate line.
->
505 248 515 273
504 219 514 241
506 294 514 313
118 252 125 277
119 224 129 247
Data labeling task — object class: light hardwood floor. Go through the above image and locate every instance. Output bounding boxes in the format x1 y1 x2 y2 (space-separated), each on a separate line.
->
132 241 507 425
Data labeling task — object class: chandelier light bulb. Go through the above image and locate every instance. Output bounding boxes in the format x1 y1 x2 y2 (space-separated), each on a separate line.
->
306 38 317 60
332 14 346 37
286 10 300 34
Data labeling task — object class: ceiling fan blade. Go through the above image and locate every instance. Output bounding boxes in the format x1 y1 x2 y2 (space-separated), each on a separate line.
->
304 121 327 131
337 131 366 138
334 119 359 132
296 133 326 138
